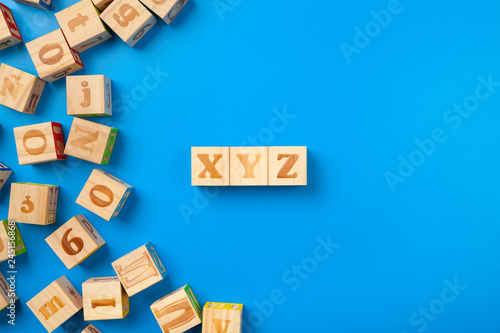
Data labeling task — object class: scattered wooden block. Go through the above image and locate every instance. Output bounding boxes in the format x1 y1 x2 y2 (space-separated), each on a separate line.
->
0 63 46 114
26 276 83 333
13 122 66 165
26 29 84 83
12 0 50 10
45 214 105 269
191 147 230 186
229 146 268 186
0 219 27 262
82 323 103 333
64 118 118 164
67 75 112 117
8 182 59 225
82 276 129 320
150 284 202 333
202 302 243 333
100 0 157 47
0 270 18 312
140 0 187 25
55 0 112 53
112 242 167 296
0 162 12 191
91 0 113 11
0 3 23 51
268 146 307 186
76 169 132 221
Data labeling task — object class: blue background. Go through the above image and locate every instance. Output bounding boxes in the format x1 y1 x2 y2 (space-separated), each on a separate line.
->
1 0 500 332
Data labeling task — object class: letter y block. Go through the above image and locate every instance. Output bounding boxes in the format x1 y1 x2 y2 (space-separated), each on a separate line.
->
191 147 229 186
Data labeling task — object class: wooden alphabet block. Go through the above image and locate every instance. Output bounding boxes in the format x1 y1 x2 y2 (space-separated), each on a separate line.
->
45 214 105 269
82 276 129 320
100 0 157 47
150 284 202 333
0 219 27 262
55 0 112 53
229 146 268 186
26 276 83 333
26 29 84 83
82 324 103 333
191 147 229 186
0 3 22 51
140 0 187 25
112 242 167 296
67 75 112 117
0 162 12 191
0 271 18 312
76 169 132 221
268 146 307 185
8 182 58 225
14 122 66 165
64 118 118 165
12 0 50 10
0 63 46 114
202 302 243 333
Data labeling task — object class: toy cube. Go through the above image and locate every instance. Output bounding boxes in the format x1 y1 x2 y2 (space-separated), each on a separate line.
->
13 0 50 10
0 271 18 312
55 0 112 53
112 242 167 296
64 118 118 165
191 147 229 186
0 63 46 114
82 324 103 333
229 146 268 186
100 0 157 47
67 75 112 116
0 3 22 51
268 146 307 186
140 0 187 25
0 219 27 262
202 302 243 333
13 122 66 165
82 276 129 320
26 29 84 83
0 162 12 191
76 169 132 221
8 182 58 225
26 276 83 333
45 214 105 269
150 284 202 333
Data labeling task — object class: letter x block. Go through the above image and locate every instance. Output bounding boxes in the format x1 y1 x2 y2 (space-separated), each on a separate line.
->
0 219 27 262
55 0 112 53
150 284 202 333
140 0 187 25
82 277 129 320
0 3 23 51
76 169 132 221
112 242 167 296
14 122 66 165
8 182 59 225
0 63 46 114
67 75 112 116
45 215 105 269
0 162 12 191
82 324 103 333
202 302 243 333
229 146 268 186
64 118 118 165
13 0 50 10
0 271 18 312
191 147 229 186
26 29 84 83
268 146 307 186
100 0 157 47
27 276 83 333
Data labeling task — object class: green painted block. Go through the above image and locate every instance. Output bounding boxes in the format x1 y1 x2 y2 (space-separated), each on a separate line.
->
1 220 27 261
101 128 118 165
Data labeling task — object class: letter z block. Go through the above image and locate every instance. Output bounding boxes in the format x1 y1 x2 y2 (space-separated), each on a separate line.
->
26 29 84 82
82 277 129 320
45 214 105 269
0 3 22 51
82 324 103 333
27 276 83 333
67 75 112 116
268 146 307 186
229 146 268 186
150 284 202 333
0 63 46 114
140 0 187 25
202 302 243 333
0 162 12 191
8 182 59 225
76 169 132 221
0 271 18 311
13 0 50 10
191 147 229 186
14 122 66 165
55 0 112 53
112 242 167 296
0 220 27 262
100 0 157 47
